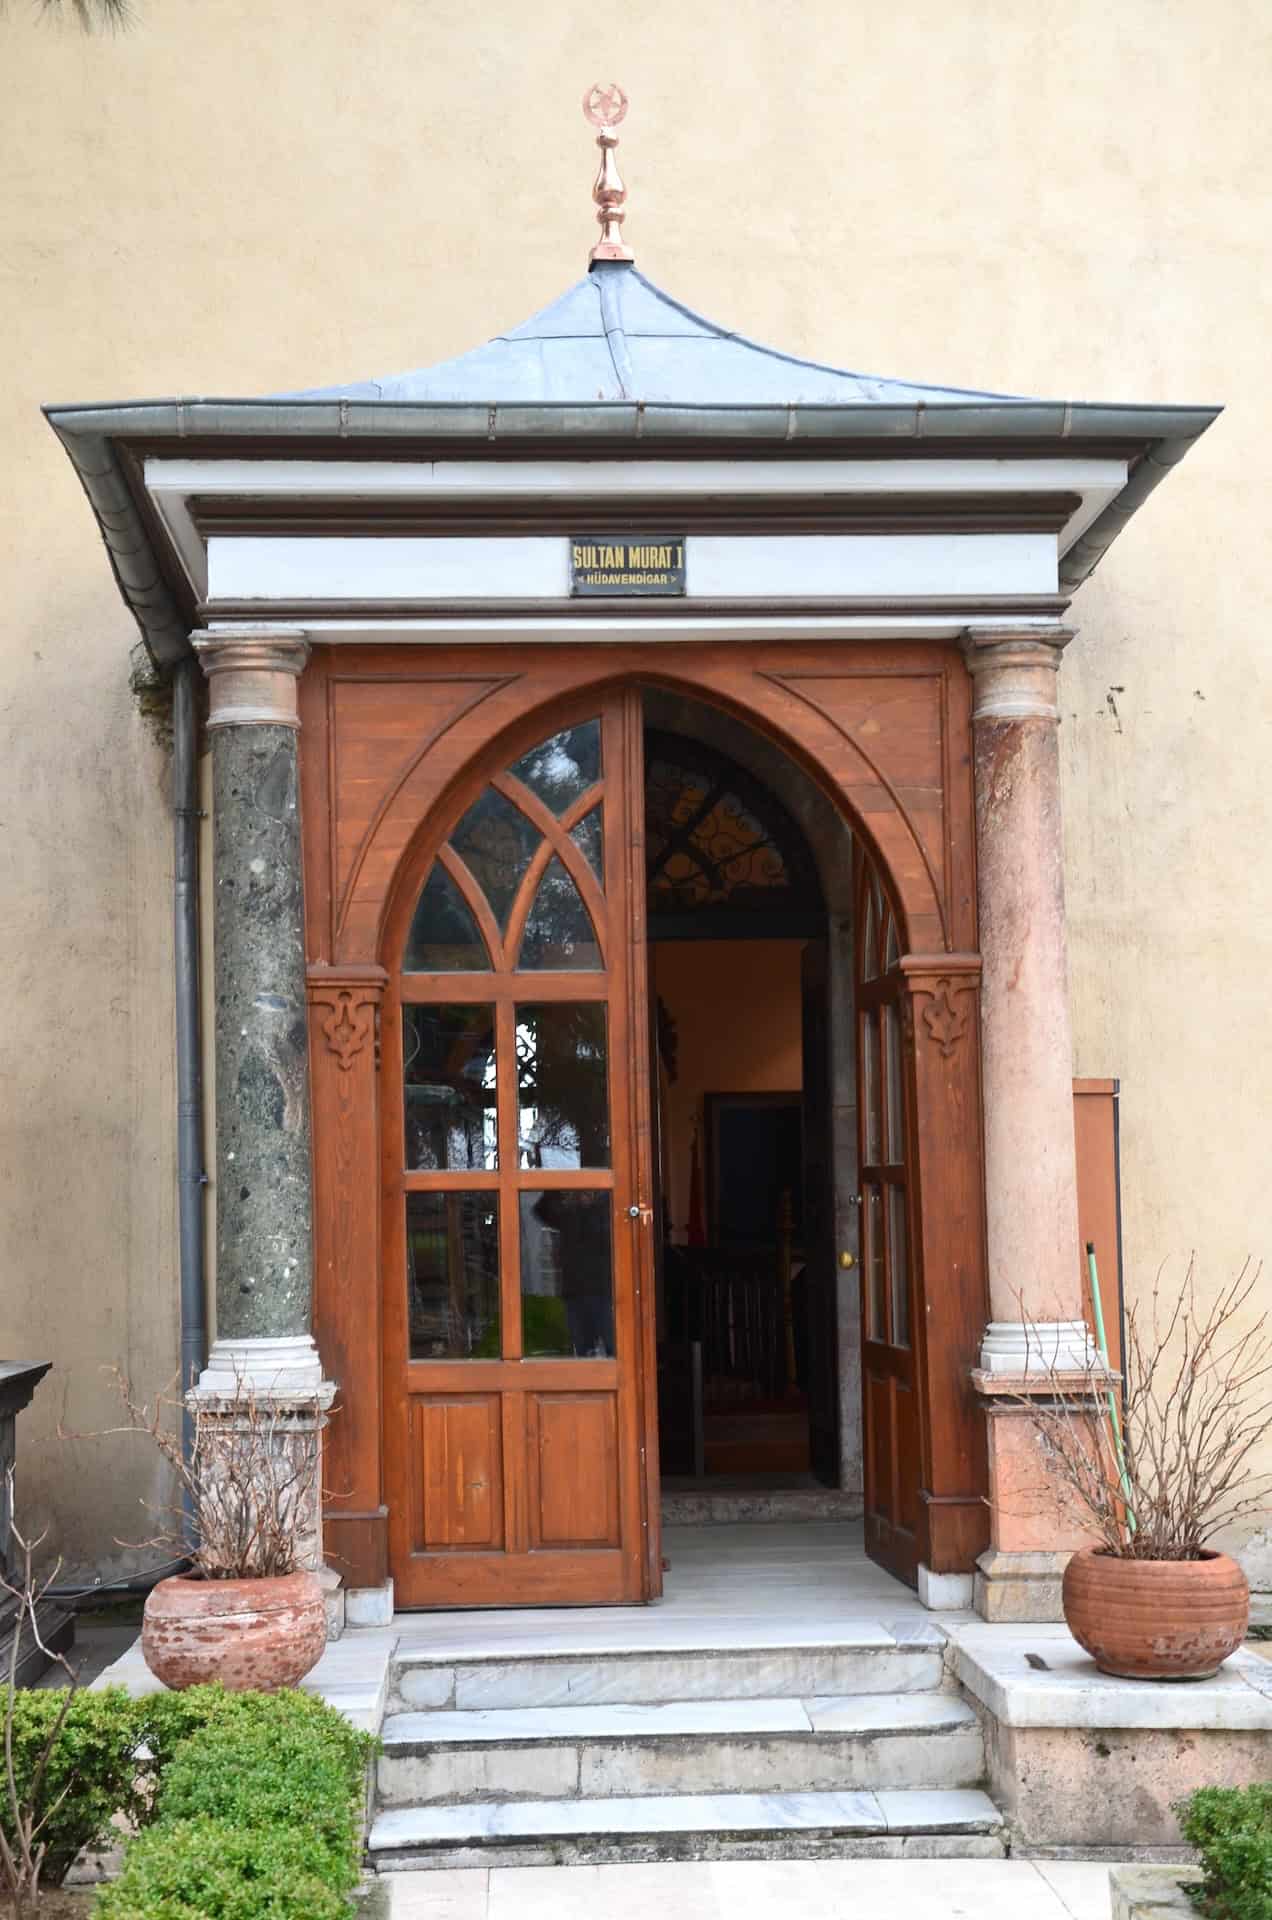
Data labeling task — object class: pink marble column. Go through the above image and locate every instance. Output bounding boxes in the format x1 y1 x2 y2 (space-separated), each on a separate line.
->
964 628 1098 1621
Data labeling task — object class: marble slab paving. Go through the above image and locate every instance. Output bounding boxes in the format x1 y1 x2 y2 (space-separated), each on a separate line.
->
390 1521 969 1666
949 1621 1272 1730
385 1857 1123 1920
371 1787 894 1848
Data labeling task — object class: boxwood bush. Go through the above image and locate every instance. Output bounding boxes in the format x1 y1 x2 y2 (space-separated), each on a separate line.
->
0 1686 149 1885
94 1818 355 1920
1178 1785 1272 1920
94 1685 375 1919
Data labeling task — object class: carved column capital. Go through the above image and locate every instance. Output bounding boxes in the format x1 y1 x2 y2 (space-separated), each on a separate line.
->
899 952 982 1061
307 965 389 1073
962 626 1074 722
192 627 310 729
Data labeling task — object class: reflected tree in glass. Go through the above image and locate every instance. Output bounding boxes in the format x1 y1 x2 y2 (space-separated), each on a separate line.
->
516 1004 610 1169
403 1005 497 1170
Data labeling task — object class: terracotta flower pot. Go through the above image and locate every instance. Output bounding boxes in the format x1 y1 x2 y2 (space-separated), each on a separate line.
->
142 1570 327 1692
1062 1546 1249 1680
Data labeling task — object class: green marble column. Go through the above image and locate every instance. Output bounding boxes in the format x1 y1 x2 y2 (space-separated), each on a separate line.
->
192 630 325 1395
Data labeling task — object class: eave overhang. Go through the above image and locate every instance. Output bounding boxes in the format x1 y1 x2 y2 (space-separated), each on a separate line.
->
44 395 1220 668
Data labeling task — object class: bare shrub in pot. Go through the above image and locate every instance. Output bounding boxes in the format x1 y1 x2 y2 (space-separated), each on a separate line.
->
87 1371 329 1692
1019 1260 1271 1677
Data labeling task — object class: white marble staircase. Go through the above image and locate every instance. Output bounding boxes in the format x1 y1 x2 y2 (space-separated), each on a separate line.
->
369 1628 1003 1869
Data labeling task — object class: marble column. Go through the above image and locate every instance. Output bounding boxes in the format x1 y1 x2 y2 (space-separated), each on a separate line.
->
191 627 327 1392
964 627 1100 1621
189 629 335 1591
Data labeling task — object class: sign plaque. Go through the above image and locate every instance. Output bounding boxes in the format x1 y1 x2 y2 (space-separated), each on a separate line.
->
570 537 686 597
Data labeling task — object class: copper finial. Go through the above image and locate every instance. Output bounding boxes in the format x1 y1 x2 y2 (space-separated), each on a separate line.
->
583 83 633 264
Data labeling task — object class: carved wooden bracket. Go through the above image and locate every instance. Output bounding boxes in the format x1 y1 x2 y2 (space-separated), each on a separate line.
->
899 954 982 1061
307 966 388 1073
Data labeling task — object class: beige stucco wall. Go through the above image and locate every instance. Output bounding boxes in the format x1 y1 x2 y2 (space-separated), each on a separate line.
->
1 0 1268 1578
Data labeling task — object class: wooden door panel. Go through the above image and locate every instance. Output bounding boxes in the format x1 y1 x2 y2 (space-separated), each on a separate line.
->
865 1370 893 1523
526 1393 621 1548
414 1396 504 1551
896 1382 921 1539
380 691 653 1608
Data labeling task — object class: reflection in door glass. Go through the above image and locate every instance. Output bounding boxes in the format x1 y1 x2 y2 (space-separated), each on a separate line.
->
862 1012 882 1166
884 1003 905 1165
403 864 490 972
516 1004 610 1169
510 721 602 814
519 1190 614 1357
518 857 602 970
888 1185 910 1348
451 788 541 930
403 1005 497 1170
865 1186 885 1340
406 1192 500 1359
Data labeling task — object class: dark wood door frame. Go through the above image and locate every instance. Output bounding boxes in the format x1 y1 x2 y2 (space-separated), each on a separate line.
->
299 641 990 1597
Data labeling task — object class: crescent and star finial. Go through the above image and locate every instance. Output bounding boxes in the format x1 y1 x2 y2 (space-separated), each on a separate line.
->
583 83 633 264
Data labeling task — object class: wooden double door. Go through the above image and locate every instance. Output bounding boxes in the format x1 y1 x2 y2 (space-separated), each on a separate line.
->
302 640 991 1608
381 691 659 1606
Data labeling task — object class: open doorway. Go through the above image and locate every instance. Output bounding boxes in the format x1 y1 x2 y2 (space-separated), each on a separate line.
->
641 697 860 1507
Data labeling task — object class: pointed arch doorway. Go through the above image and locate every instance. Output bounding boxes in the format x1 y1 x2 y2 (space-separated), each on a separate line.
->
304 639 990 1609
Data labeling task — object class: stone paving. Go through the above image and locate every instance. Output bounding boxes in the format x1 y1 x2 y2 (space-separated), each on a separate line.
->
381 1856 1125 1920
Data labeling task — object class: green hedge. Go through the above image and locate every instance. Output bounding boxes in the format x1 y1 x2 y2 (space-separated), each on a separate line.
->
93 1819 354 1920
0 1686 151 1885
1178 1785 1272 1920
94 1685 375 1920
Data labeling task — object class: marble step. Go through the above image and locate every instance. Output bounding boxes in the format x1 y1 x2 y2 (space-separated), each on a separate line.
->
368 1785 1005 1869
388 1626 948 1713
376 1692 986 1808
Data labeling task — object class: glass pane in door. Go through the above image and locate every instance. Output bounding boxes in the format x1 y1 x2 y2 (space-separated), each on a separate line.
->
510 721 602 812
403 1005 497 1169
406 1192 500 1359
404 865 490 972
519 1190 614 1357
451 788 542 929
888 1185 910 1347
865 1184 885 1339
516 1004 610 1168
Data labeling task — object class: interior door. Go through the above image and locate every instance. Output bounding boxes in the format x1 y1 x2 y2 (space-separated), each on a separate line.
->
382 691 657 1607
856 861 921 1585
800 939 840 1487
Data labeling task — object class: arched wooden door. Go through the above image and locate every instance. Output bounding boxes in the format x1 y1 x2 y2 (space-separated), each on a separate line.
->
380 689 658 1607
303 639 988 1602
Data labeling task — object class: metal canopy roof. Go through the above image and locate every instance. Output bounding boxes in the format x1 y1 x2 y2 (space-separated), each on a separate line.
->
292 263 1016 409
43 259 1221 667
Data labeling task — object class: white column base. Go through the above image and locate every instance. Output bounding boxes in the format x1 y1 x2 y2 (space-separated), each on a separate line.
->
917 1563 975 1611
345 1578 395 1628
195 1334 333 1401
978 1319 1097 1375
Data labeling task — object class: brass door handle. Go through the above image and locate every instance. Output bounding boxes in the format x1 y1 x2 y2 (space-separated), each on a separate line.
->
839 1250 856 1270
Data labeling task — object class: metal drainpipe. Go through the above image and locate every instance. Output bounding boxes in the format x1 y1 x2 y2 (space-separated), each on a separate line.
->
173 658 207 1500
